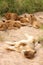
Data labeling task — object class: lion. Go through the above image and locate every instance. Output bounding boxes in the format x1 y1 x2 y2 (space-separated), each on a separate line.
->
18 15 32 26
0 19 22 30
4 13 19 20
4 34 37 59
1 13 42 30
30 14 42 28
4 20 22 30
19 13 42 28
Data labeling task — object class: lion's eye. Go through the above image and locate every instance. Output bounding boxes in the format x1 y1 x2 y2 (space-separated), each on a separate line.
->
20 43 26 46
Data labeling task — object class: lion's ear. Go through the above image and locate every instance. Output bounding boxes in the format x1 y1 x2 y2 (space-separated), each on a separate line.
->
30 14 34 17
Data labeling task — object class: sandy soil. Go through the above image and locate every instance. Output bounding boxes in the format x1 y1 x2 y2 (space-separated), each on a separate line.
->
0 12 43 65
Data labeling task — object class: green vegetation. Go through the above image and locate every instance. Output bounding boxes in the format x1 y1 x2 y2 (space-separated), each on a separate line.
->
0 0 43 15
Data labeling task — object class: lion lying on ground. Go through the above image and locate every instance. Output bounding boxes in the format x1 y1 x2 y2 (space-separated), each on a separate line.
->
30 14 42 28
4 13 19 20
4 20 22 30
0 20 22 30
4 34 38 59
0 13 42 31
19 13 42 28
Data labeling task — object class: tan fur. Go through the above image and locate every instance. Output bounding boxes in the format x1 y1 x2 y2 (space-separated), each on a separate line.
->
4 13 19 20
0 22 7 31
0 20 21 30
5 34 37 59
30 14 41 28
19 17 29 23
0 13 42 31
4 20 21 30
18 14 32 26
32 21 41 28
19 14 41 28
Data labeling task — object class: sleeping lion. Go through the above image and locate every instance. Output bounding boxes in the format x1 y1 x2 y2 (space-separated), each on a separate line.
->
4 34 38 59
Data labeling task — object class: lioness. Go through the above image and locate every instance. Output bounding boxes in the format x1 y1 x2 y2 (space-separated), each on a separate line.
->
4 13 19 20
30 14 42 28
4 34 37 59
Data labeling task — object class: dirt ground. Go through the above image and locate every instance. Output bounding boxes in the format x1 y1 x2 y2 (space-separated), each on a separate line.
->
0 12 43 65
